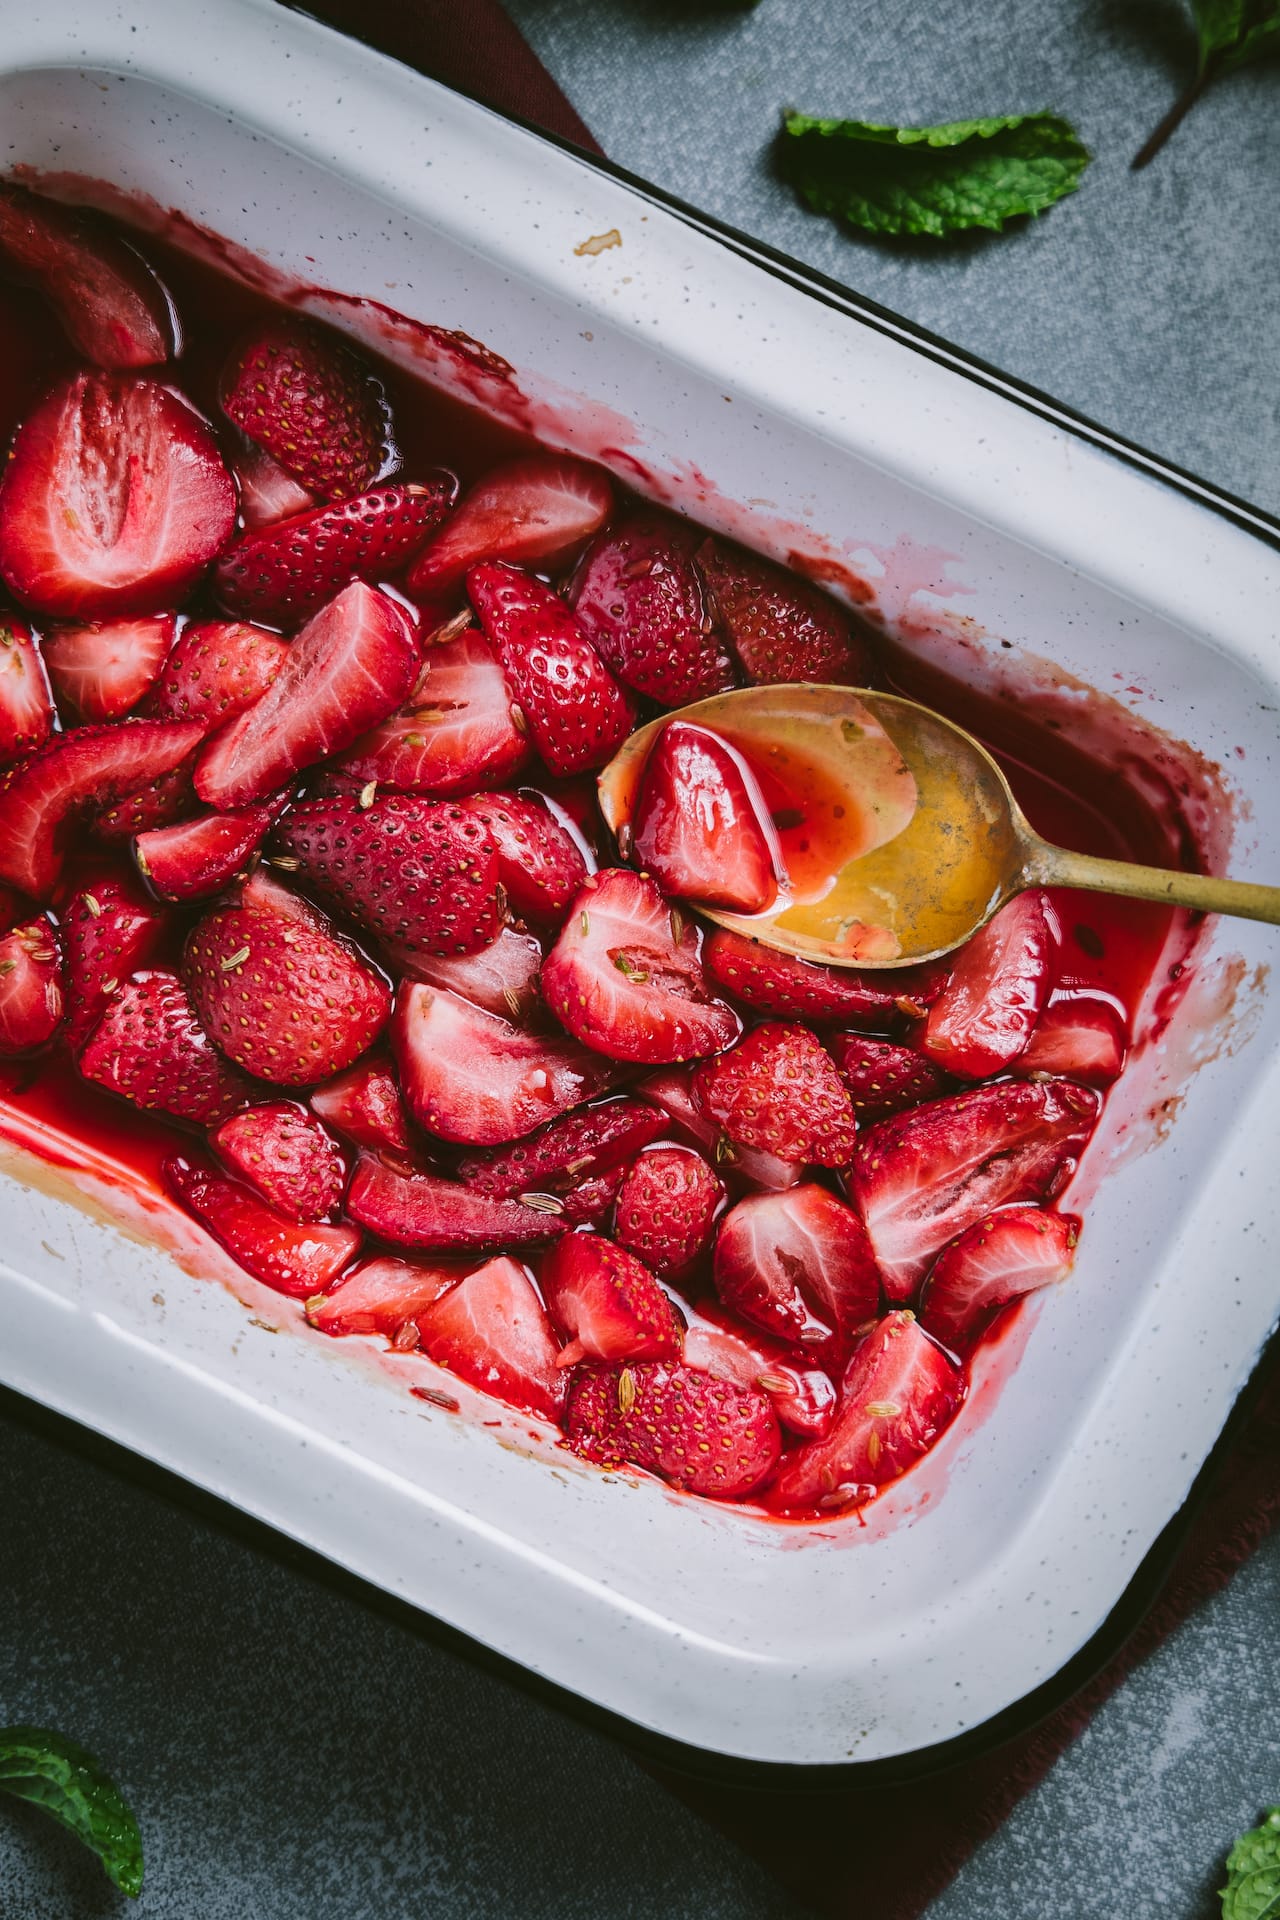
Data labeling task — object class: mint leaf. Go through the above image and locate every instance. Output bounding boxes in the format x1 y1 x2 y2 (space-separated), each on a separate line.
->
1222 1808 1280 1920
0 1726 143 1898
1134 0 1280 165
779 112 1089 239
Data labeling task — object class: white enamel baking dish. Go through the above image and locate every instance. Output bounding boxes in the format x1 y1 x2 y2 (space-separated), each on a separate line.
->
2 0 1279 1773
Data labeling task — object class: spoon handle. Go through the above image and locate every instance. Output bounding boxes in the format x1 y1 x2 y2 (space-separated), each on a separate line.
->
1023 840 1280 928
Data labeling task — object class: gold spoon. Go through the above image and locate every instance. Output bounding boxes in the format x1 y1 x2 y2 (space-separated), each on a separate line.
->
597 684 1280 969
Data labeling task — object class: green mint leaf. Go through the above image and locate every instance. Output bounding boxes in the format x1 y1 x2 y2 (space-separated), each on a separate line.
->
1222 1808 1280 1920
779 112 1089 239
0 1726 144 1898
1193 0 1280 71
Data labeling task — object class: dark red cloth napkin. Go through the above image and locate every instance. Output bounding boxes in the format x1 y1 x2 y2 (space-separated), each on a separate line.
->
277 6 1280 1912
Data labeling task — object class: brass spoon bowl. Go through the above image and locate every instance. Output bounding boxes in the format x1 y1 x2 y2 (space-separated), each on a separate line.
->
598 684 1280 968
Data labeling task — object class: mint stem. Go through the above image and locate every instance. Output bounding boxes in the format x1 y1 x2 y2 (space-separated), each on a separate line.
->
1132 60 1215 169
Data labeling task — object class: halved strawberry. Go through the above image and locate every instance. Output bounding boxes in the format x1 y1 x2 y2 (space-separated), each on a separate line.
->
1015 994 1127 1085
213 480 455 626
0 613 53 759
692 1024 857 1167
631 720 777 913
273 791 500 961
232 438 316 530
183 884 391 1086
60 870 167 1052
211 1100 346 1221
220 319 391 501
921 891 1056 1079
194 583 418 808
0 374 235 618
163 1153 360 1297
827 1033 952 1125
560 1166 627 1227
457 790 588 925
712 1184 879 1349
681 1304 838 1440
396 924 544 1020
565 1361 781 1499
134 795 287 902
920 1206 1081 1353
0 917 63 1054
0 718 205 899
695 536 873 686
305 1253 464 1338
309 1053 412 1157
78 969 255 1123
41 613 176 723
542 868 741 1064
391 984 616 1145
703 928 941 1028
636 1065 801 1191
455 1096 666 1199
335 632 529 795
467 561 634 777
768 1311 964 1514
0 181 174 369
542 1231 684 1367
346 1152 568 1251
568 509 735 705
406 454 612 603
417 1254 566 1420
145 619 288 727
613 1145 724 1276
89 758 199 845
850 1079 1101 1300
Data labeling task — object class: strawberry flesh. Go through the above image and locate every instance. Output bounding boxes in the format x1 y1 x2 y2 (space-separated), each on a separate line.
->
681 1304 838 1440
713 1184 879 1351
0 181 174 369
211 1099 346 1221
407 454 612 603
396 924 544 1020
346 1153 568 1251
60 871 167 1053
0 917 63 1054
1015 994 1128 1084
632 721 777 913
613 1145 724 1276
0 612 53 759
145 619 288 726
220 319 390 501
42 613 177 723
336 631 529 795
827 1032 952 1124
78 969 255 1124
306 1253 463 1338
309 1053 413 1157
455 1096 666 1199
568 509 735 705
458 790 588 925
232 438 316 530
565 1360 781 1499
920 1205 1081 1353
695 536 874 686
703 927 942 1027
164 1152 360 1297
921 891 1056 1079
692 1023 858 1167
542 1230 684 1366
416 1254 567 1420
135 795 287 902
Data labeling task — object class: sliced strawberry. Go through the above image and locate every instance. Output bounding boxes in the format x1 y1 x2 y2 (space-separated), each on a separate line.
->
920 892 1055 1079
613 1145 724 1276
681 1304 838 1440
220 319 390 501
0 917 63 1054
195 583 418 809
391 984 616 1145
210 1100 346 1221
851 1079 1102 1300
89 757 199 845
273 791 499 961
42 613 176 723
309 1053 412 1157
336 631 529 795
0 613 53 759
568 510 735 705
135 794 287 902
695 536 873 686
457 790 588 925
713 1184 879 1350
145 619 288 727
635 1064 804 1191
417 1254 566 1420
631 720 777 913
232 438 316 530
60 870 167 1052
920 1206 1081 1353
542 1231 683 1368
542 868 741 1064
565 1361 781 1499
213 480 455 627
78 969 255 1123
0 374 235 618
0 718 205 899
346 1153 568 1251
0 182 174 369
703 928 942 1028
827 1033 952 1125
406 454 612 603
183 885 391 1086
455 1096 666 1199
163 1153 360 1297
305 1253 463 1338
692 1024 857 1167
1015 994 1128 1085
560 1165 627 1227
396 924 544 1021
768 1311 964 1514
467 561 634 777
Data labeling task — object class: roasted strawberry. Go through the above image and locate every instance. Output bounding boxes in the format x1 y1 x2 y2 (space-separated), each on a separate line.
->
713 1184 879 1350
1015 994 1127 1085
78 969 255 1124
417 1254 566 1420
305 1253 463 1338
542 1231 684 1367
309 1053 413 1158
703 928 941 1027
692 1023 857 1167
542 868 741 1064
0 374 235 618
0 612 53 759
631 721 777 914
636 1064 804 1191
0 182 174 368
920 1206 1081 1353
613 1145 724 1276
194 583 418 808
768 1311 964 1514
407 454 612 603
565 1361 781 1499
0 917 63 1054
560 1166 628 1228
211 1100 346 1221
850 1079 1101 1300
145 619 288 727
921 891 1056 1079
336 631 529 795
455 1097 666 1199
346 1153 568 1251
568 509 735 705
163 1153 360 1297
60 871 167 1052
457 790 588 925
827 1033 952 1125
695 536 873 686
42 613 176 722
232 438 316 530
134 796 286 902
467 561 634 777
681 1305 838 1440
397 925 544 1020
89 758 199 845
220 319 391 500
